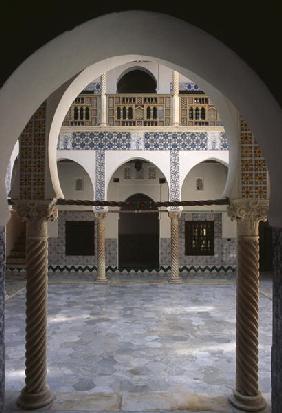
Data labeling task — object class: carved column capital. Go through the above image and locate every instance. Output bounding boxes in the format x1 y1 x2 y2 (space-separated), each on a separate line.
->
228 199 269 236
168 209 181 220
14 200 58 222
94 211 108 220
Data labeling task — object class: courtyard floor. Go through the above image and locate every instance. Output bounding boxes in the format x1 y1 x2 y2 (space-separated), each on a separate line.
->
4 277 272 412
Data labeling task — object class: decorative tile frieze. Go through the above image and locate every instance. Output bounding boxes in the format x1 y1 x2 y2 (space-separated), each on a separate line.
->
144 132 208 150
58 131 229 152
70 132 130 150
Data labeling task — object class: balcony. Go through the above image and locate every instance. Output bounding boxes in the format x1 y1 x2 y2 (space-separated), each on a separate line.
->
107 94 172 127
62 93 222 128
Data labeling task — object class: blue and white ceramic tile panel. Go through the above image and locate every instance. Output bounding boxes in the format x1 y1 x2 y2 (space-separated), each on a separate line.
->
170 150 180 202
144 132 208 150
219 132 229 150
57 131 229 151
0 226 5 413
72 132 131 150
95 151 105 208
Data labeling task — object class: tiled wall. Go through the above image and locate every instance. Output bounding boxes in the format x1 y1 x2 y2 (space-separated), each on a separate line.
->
48 210 97 266
49 211 236 270
48 210 118 268
160 212 236 268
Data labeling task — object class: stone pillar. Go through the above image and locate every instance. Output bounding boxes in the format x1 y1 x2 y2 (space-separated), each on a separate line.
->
171 70 180 126
272 227 282 412
16 201 57 410
95 212 108 283
228 199 268 412
100 73 107 126
169 210 181 283
0 226 5 413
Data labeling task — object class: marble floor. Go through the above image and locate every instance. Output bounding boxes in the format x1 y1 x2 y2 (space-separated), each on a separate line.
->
4 279 272 412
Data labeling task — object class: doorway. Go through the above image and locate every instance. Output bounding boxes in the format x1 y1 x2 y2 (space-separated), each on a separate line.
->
118 193 159 270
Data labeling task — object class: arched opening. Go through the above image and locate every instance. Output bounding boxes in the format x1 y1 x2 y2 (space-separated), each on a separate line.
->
117 68 157 93
119 193 159 270
0 10 280 412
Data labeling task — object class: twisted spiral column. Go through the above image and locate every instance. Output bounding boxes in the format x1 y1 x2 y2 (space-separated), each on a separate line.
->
169 211 181 283
95 212 108 283
16 204 56 410
228 199 268 412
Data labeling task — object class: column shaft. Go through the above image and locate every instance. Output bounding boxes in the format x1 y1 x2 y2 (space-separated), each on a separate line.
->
100 73 107 126
272 227 282 412
171 70 179 126
96 213 107 283
169 212 181 283
236 226 260 395
17 217 53 409
0 227 5 413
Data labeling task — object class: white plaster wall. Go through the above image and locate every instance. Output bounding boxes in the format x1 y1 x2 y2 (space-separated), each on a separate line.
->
56 150 96 199
105 151 171 194
179 151 229 192
56 160 94 201
181 161 228 201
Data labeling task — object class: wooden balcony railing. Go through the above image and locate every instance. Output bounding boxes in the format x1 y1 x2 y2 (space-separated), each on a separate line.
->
62 92 223 128
179 95 222 126
107 94 172 126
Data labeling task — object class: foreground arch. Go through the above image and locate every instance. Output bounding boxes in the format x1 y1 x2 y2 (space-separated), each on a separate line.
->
0 11 281 224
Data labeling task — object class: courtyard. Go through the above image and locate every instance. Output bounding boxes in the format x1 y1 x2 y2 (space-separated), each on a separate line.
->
4 278 272 412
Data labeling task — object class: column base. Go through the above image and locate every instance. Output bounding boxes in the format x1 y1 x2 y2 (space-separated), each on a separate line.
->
168 277 182 284
17 385 54 410
95 278 108 284
229 390 267 412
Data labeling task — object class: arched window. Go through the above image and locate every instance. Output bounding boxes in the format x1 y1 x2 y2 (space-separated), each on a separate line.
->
128 107 133 120
85 107 90 120
153 107 157 119
117 107 121 119
146 107 151 119
195 107 200 120
80 107 84 120
201 107 206 120
122 106 127 119
196 177 204 190
117 68 157 93
74 107 79 120
189 107 194 119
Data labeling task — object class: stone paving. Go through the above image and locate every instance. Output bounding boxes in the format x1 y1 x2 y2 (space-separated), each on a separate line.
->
4 278 272 412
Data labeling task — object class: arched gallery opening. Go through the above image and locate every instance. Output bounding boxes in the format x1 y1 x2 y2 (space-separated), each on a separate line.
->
1 10 281 413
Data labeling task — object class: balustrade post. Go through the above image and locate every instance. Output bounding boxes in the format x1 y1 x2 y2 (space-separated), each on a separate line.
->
228 199 268 412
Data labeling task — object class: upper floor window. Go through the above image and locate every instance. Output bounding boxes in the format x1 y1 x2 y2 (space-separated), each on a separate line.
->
117 68 157 93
